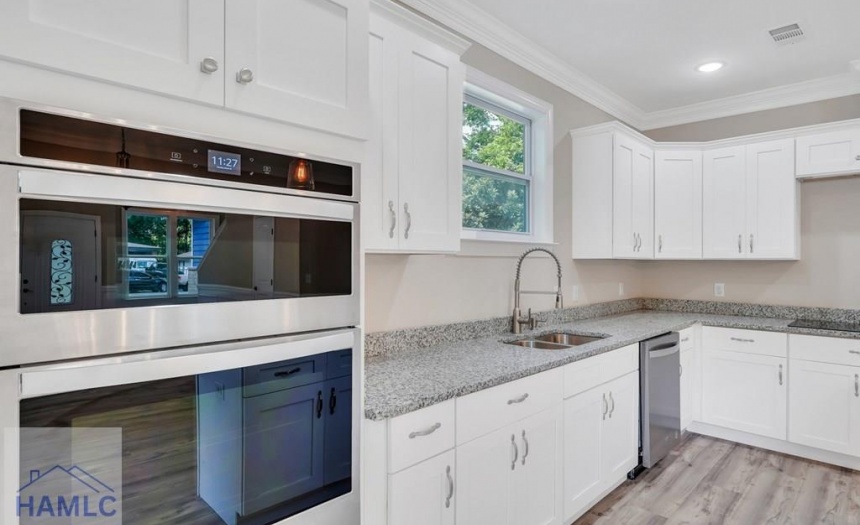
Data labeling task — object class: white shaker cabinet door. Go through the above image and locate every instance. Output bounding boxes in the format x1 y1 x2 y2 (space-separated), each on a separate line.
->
510 406 563 525
796 128 860 178
363 15 402 250
654 150 703 259
703 146 747 259
599 372 640 484
224 0 369 139
789 359 860 456
396 32 464 253
389 450 456 525
0 0 224 104
745 139 798 259
456 426 513 525
562 387 604 520
701 349 787 440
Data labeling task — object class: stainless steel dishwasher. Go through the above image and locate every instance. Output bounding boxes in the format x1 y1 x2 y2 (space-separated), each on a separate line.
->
630 332 682 478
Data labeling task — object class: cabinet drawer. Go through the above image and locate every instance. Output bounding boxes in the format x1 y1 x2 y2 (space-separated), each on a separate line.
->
702 327 787 358
563 344 638 399
243 355 327 397
326 349 353 379
388 399 455 473
456 367 563 445
679 326 696 351
790 334 860 367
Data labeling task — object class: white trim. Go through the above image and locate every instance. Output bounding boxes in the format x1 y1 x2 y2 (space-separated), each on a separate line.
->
398 0 860 131
371 0 470 55
463 67 554 246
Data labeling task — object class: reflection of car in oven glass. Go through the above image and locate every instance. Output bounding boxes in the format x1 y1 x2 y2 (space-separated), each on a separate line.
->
149 264 189 292
128 270 167 293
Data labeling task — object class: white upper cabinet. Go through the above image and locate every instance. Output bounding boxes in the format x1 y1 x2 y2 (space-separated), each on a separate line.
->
571 131 614 259
0 0 225 105
745 139 798 259
224 0 369 138
796 127 860 179
612 132 654 259
703 140 798 260
363 3 467 253
654 150 702 259
0 0 369 138
703 146 747 259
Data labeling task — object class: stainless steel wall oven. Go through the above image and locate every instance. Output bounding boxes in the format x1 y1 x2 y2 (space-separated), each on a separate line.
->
0 98 362 525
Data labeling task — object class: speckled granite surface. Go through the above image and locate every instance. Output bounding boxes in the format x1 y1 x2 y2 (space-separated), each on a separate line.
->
365 307 860 421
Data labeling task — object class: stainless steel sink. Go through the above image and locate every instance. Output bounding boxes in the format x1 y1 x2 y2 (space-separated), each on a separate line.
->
507 340 572 350
506 332 606 350
534 333 605 346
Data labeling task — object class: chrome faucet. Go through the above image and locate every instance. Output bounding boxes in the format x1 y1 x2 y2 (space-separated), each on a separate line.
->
512 248 564 334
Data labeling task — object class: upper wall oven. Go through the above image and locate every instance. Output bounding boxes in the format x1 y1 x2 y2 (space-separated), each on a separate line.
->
0 99 360 367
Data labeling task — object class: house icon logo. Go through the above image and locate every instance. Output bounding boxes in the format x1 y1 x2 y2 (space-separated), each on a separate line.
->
17 465 118 520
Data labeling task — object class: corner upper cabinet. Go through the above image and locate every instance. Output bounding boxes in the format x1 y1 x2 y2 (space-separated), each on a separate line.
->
0 0 370 138
703 139 798 260
224 0 369 138
654 150 702 259
795 126 860 179
363 2 468 253
0 0 225 105
613 133 654 259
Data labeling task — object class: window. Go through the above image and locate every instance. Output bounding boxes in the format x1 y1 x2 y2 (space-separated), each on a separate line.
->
462 69 553 244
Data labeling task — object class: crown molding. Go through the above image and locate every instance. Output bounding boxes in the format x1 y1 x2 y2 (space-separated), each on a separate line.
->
398 0 860 132
372 0 471 54
395 0 648 129
640 72 860 130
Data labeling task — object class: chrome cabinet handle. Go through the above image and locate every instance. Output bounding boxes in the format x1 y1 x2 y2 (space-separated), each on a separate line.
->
849 350 860 355
200 57 219 74
750 234 754 254
408 422 441 439
521 430 529 466
681 337 690 343
658 234 663 253
855 374 859 398
738 234 742 254
632 233 637 251
602 393 608 420
680 363 683 377
778 364 784 386
403 203 411 239
730 337 755 343
236 68 254 84
856 155 860 161
510 435 518 471
445 466 453 508
387 200 396 238
507 393 529 405
609 391 615 418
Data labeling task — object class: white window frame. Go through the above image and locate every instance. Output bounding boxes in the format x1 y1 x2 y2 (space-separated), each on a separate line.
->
461 67 553 245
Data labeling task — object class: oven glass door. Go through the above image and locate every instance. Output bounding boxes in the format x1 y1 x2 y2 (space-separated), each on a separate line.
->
17 341 354 525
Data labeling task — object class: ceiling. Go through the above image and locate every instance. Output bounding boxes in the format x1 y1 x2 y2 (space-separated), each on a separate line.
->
401 0 860 129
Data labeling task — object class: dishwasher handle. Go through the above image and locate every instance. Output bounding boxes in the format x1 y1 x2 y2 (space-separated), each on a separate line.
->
647 342 680 358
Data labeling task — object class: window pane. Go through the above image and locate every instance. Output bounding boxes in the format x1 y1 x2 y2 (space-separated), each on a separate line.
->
178 216 214 296
463 102 526 175
463 166 528 233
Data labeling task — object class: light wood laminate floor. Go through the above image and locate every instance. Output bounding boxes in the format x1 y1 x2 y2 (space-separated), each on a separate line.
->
574 434 860 525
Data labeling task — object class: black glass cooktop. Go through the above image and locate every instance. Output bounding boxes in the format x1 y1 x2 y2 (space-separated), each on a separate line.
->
789 319 860 333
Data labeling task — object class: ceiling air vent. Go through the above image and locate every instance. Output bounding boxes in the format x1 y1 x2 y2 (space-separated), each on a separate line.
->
769 23 805 46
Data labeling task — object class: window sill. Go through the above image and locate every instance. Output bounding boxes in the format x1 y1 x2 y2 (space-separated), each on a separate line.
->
457 237 558 258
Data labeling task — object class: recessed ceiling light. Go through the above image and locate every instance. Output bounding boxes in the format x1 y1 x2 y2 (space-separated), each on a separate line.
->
697 62 725 73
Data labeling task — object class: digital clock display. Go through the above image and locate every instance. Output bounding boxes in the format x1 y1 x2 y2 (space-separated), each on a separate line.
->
208 149 241 176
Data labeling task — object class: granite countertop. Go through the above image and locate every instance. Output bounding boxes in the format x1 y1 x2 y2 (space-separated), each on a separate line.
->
364 310 860 421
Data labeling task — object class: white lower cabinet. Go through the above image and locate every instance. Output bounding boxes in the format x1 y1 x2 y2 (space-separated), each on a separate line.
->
701 348 787 440
389 450 456 525
563 370 639 522
457 405 563 525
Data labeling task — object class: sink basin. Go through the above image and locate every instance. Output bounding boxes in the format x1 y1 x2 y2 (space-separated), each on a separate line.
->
506 333 606 350
507 340 572 350
534 333 605 346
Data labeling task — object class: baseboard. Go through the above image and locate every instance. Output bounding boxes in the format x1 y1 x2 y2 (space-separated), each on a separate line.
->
687 421 860 471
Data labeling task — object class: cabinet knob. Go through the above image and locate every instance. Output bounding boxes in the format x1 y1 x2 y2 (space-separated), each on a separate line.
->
236 68 254 84
856 155 860 161
200 57 219 74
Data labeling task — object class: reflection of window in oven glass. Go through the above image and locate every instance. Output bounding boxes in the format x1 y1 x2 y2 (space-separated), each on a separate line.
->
125 213 169 297
178 216 215 296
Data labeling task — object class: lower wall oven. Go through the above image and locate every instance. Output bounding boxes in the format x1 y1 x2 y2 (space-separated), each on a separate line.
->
0 328 361 525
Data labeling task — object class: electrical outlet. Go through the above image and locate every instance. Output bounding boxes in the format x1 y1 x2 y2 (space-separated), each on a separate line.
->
714 283 725 297
618 282 625 296
571 285 581 302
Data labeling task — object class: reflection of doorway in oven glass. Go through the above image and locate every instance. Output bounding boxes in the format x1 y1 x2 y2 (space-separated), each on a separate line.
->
253 216 274 298
20 212 101 314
